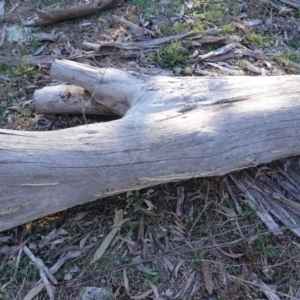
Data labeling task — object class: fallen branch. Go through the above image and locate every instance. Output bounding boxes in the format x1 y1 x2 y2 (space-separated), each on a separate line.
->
23 0 122 26
1 59 300 231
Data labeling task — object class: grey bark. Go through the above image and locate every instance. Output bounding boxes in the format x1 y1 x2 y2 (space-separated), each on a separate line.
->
0 59 300 231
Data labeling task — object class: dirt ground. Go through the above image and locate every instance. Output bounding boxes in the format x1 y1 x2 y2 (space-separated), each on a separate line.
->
1 0 300 299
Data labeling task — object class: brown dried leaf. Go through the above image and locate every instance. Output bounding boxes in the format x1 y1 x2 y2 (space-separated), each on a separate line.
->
218 205 237 218
217 247 244 258
143 199 156 211
174 260 185 278
114 210 124 226
202 261 214 295
139 207 157 216
131 289 153 299
90 211 126 264
255 166 272 179
23 283 46 300
132 256 157 275
117 236 136 247
181 271 195 298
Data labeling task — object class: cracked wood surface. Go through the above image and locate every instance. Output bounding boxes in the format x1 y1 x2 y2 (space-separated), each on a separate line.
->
0 59 300 231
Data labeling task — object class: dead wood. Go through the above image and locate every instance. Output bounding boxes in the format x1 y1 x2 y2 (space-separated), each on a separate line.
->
82 30 227 58
1 59 300 231
279 0 300 9
111 15 155 37
24 0 122 26
260 0 295 12
33 85 118 116
0 55 57 66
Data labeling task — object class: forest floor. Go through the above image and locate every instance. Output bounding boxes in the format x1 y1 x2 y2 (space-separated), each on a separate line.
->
1 0 300 299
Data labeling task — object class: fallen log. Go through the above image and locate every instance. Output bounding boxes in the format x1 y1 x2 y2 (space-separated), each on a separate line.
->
1 59 300 231
23 0 122 26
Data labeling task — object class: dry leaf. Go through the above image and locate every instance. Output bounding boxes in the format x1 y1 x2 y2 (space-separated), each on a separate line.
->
139 207 157 216
143 199 156 210
131 289 153 299
123 269 129 295
255 166 272 179
202 261 214 295
114 209 124 226
174 260 185 278
90 211 126 264
148 280 159 300
132 256 157 275
217 247 244 258
254 277 281 300
181 271 195 298
23 283 46 300
79 233 90 248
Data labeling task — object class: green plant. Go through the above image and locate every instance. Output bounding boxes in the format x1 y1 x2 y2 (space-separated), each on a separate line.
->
287 39 300 50
93 252 111 270
193 20 204 32
237 60 247 68
126 191 143 211
173 21 190 34
17 257 39 281
253 235 278 258
245 33 274 47
22 40 41 55
152 41 190 68
160 22 173 36
220 232 231 243
242 204 256 216
204 7 225 23
274 50 300 64
221 23 235 34
228 2 241 16
131 0 153 8
145 7 159 15
12 61 41 86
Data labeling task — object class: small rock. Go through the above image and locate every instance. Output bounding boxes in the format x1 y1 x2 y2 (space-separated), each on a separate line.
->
69 265 80 273
264 18 272 27
91 236 98 242
165 288 174 297
58 229 68 235
172 66 182 76
64 273 73 281
29 242 37 250
6 25 27 44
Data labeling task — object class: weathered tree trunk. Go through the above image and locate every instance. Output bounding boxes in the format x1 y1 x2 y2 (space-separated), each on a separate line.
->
1 59 300 231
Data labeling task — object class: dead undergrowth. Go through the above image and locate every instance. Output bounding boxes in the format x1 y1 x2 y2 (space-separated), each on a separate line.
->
1 0 300 299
